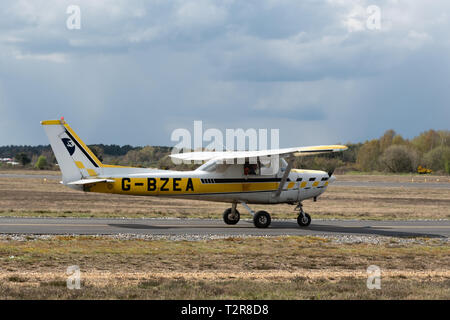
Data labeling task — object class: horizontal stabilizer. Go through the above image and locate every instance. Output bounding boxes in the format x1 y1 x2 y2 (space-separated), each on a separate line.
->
66 179 115 185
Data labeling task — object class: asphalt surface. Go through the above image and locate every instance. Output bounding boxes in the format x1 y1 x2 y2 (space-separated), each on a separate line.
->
0 217 448 238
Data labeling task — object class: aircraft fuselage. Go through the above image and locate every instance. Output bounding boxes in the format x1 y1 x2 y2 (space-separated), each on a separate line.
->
77 168 334 204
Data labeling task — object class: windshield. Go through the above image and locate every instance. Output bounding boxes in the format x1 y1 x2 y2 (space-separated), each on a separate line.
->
197 160 217 172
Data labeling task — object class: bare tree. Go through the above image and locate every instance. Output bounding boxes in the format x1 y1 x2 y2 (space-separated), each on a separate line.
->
380 145 420 173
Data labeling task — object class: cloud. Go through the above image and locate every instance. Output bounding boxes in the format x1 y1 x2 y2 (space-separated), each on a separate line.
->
175 0 228 29
14 51 68 63
0 0 449 148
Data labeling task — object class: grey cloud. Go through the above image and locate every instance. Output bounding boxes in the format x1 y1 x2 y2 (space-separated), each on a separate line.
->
0 0 449 148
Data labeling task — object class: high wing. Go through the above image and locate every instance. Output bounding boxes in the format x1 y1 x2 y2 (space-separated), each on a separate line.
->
170 145 348 162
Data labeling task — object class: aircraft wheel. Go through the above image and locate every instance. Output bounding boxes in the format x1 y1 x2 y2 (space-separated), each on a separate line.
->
297 213 311 227
253 211 271 228
223 208 240 225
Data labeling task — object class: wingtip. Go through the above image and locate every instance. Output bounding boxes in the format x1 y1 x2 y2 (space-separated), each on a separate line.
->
335 145 348 151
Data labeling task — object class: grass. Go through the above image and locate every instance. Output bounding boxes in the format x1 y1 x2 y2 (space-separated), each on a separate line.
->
0 236 448 299
1 235 447 272
1 277 449 300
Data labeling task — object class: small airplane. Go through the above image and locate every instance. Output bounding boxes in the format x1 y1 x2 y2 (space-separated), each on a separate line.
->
41 118 347 228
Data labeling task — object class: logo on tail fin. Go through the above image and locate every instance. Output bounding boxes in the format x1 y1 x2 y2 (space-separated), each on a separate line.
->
62 138 75 156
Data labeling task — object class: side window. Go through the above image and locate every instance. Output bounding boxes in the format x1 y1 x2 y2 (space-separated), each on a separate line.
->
259 157 280 176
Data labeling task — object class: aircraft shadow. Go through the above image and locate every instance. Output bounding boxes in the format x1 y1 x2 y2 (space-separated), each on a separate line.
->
272 221 445 238
108 223 169 230
108 221 445 238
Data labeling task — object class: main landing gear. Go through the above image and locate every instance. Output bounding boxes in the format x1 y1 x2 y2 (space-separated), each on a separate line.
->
223 202 312 228
223 203 240 225
223 202 272 228
253 211 271 228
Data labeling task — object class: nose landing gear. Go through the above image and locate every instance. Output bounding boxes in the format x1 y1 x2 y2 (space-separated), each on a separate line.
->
295 202 311 227
297 212 311 227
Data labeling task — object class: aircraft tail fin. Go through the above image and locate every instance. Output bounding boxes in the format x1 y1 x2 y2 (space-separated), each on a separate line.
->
41 119 103 183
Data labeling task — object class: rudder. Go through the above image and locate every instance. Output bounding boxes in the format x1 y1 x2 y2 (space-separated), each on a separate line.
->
41 119 103 183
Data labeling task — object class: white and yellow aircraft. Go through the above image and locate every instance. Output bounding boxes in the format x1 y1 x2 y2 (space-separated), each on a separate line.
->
42 119 347 228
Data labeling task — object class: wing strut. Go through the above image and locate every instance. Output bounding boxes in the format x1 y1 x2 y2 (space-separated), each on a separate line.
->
273 155 294 198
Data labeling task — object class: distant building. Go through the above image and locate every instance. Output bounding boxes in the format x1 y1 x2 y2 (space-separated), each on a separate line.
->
0 158 19 165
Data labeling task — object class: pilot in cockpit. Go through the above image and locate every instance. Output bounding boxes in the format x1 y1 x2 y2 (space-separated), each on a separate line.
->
244 161 258 175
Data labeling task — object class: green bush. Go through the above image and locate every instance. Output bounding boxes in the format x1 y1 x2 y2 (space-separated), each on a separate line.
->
35 155 48 170
379 145 420 173
424 146 450 173
356 140 380 171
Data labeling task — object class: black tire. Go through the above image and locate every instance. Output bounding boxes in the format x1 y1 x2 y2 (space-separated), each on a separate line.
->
253 211 271 228
297 213 311 227
223 208 240 225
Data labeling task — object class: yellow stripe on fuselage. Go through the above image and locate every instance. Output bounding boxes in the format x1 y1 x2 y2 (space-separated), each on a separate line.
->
86 178 280 196
84 175 330 197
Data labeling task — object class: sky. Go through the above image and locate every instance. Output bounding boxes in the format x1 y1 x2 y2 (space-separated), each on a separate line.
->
0 0 449 149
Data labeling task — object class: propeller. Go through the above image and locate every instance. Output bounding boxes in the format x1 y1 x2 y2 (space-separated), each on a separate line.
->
327 169 335 177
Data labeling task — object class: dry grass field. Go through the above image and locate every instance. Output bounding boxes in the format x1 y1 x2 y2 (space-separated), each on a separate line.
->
0 236 448 299
0 170 448 220
0 170 449 299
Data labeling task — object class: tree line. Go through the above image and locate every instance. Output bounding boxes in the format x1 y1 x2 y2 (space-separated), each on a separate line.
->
296 129 449 174
1 129 449 174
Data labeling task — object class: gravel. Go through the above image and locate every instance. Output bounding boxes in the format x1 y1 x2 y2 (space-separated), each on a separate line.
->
0 233 448 244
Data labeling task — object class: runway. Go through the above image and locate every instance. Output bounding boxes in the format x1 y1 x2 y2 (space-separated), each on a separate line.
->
0 217 448 238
